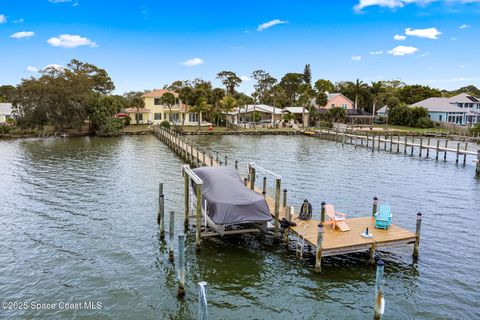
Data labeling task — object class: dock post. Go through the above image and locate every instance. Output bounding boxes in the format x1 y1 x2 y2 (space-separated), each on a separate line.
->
177 233 186 298
374 259 385 320
413 212 422 259
410 137 414 156
210 154 213 166
235 160 238 170
244 177 248 186
225 156 228 166
195 184 202 251
202 150 206 166
169 211 175 262
216 152 219 163
476 150 480 179
250 166 256 190
419 138 423 157
283 189 288 208
463 143 468 166
157 182 164 225
184 173 189 229
372 197 378 217
455 142 460 164
444 140 448 161
404 136 407 154
397 136 400 153
159 192 165 239
389 135 393 152
274 178 281 241
369 243 376 265
283 206 292 246
426 138 430 157
314 223 324 273
321 201 326 223
198 281 208 320
262 176 267 198
436 140 440 161
372 135 375 153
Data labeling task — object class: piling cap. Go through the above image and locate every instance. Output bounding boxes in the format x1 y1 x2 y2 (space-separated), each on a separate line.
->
283 189 287 192
304 199 308 202
321 201 326 205
160 194 164 198
417 212 422 216
373 196 378 201
377 259 385 267
318 223 324 228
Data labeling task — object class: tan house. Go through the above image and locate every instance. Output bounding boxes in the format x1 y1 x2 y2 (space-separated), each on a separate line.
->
126 89 210 126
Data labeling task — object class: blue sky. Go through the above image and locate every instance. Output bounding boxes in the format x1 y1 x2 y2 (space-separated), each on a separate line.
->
0 0 479 94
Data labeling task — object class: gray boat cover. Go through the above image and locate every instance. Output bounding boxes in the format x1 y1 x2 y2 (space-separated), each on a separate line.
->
192 166 272 225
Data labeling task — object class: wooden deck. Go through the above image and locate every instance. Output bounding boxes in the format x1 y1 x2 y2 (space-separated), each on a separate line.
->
154 126 420 262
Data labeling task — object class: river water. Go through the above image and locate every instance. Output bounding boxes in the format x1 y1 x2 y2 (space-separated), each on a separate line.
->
0 135 479 319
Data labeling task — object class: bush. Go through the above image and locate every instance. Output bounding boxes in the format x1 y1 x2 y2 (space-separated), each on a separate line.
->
470 123 480 135
96 117 124 136
416 117 434 128
123 115 131 126
318 121 333 128
389 105 430 128
160 120 171 129
0 124 10 134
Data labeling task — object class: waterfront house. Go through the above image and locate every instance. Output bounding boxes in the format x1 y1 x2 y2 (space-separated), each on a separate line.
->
282 107 309 125
312 93 354 110
409 96 472 125
227 104 283 125
0 103 14 123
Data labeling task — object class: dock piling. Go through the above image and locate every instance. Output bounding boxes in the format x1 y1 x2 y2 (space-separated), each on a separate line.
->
463 143 468 166
225 156 228 166
169 211 175 262
273 178 281 241
250 166 256 190
159 191 165 239
404 136 407 154
476 150 480 179
444 140 448 161
314 223 324 273
283 189 288 208
321 201 326 223
410 137 414 156
419 138 423 157
244 177 248 186
177 233 186 298
374 259 385 320
283 206 292 246
262 176 267 198
426 138 430 157
235 160 238 170
372 197 378 217
369 243 376 265
413 212 422 259
435 140 440 161
198 281 208 320
195 184 202 251
456 143 460 164
184 172 189 228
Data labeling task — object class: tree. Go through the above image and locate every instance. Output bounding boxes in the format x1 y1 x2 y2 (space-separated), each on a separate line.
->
219 95 237 126
397 84 442 105
279 73 304 106
160 92 177 127
88 95 125 131
13 59 114 132
297 84 315 128
352 79 367 110
314 79 334 93
370 81 385 115
327 107 347 123
130 96 145 125
190 97 211 131
210 88 226 125
303 64 312 84
315 91 328 107
252 70 277 124
0 85 16 102
216 71 241 96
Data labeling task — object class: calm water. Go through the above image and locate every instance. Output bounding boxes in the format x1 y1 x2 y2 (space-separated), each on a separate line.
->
0 135 479 319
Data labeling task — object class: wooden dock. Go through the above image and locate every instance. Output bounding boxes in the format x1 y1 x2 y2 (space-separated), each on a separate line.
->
153 126 422 271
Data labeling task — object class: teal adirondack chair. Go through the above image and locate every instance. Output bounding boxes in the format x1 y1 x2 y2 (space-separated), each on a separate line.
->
374 204 392 229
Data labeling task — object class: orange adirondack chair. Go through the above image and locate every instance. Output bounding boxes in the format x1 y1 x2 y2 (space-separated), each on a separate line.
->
324 204 350 232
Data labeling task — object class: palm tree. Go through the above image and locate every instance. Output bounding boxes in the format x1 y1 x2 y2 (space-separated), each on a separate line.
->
130 96 145 125
298 84 315 128
219 95 237 126
159 92 176 128
190 97 211 131
178 84 193 131
370 81 384 116
353 78 367 110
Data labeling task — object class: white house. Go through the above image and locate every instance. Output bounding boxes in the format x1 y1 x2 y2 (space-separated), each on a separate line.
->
282 107 309 125
0 103 14 123
226 104 283 125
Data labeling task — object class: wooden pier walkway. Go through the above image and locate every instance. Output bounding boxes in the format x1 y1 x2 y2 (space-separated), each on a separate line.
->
153 126 421 271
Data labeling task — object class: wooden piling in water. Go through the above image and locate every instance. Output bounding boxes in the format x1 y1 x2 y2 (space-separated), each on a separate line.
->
410 137 414 156
456 143 460 164
413 212 422 259
397 136 400 153
426 138 430 157
184 173 189 228
169 211 175 262
235 160 238 170
436 140 440 161
444 140 448 161
419 138 423 157
404 136 407 154
369 242 376 265
463 143 468 165
195 183 202 251
389 136 393 152
177 233 186 298
321 201 326 223
374 259 385 320
274 178 281 240
158 185 165 239
314 223 324 273
476 150 480 179
283 189 287 208
372 197 378 217
283 206 292 246
262 176 267 198
250 166 256 190
225 156 228 166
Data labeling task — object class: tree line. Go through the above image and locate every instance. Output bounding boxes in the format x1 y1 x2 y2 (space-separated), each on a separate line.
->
2 59 479 134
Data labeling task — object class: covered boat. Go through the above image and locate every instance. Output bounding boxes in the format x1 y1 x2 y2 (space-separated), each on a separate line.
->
192 166 272 235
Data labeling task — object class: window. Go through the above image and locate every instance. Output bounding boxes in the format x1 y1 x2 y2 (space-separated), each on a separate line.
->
341 104 347 109
439 115 442 121
154 113 162 120
189 113 198 123
171 113 180 122
331 104 335 108
154 98 162 105
135 113 143 121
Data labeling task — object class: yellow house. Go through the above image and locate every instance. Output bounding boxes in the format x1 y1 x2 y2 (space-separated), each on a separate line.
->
124 89 211 126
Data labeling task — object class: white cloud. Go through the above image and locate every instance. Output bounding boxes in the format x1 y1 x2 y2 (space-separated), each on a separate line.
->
44 64 65 70
369 50 383 55
257 19 288 31
354 0 480 12
10 31 35 39
405 27 441 39
351 55 362 61
418 52 430 57
180 57 204 66
0 14 6 24
388 45 418 56
47 34 97 48
26 66 39 73
13 18 24 24
459 24 470 29
240 75 251 81
394 34 407 40
48 0 72 3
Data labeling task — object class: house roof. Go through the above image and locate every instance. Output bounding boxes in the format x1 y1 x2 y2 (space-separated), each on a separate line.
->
0 103 13 115
142 89 179 98
125 107 151 113
237 104 283 114
410 97 467 113
284 107 308 114
376 106 387 114
448 93 480 103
